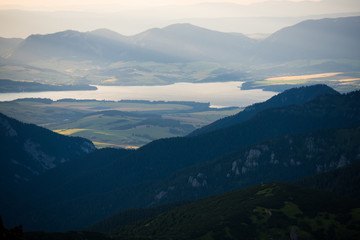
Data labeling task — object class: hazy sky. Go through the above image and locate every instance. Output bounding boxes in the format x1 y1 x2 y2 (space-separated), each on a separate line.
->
0 0 359 38
0 0 324 10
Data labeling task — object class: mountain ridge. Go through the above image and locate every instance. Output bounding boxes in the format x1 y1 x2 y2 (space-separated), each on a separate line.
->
0 112 96 229
20 182 360 239
4 16 359 65
188 84 339 136
8 29 179 63
86 158 360 235
147 125 360 207
256 16 360 61
0 112 95 186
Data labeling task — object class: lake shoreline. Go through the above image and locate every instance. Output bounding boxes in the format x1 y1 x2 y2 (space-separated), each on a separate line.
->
0 81 277 107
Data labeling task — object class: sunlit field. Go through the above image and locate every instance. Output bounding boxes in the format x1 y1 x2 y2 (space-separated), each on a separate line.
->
249 71 360 92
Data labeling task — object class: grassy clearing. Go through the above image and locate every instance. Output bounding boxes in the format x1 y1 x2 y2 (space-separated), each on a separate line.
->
53 129 88 135
280 202 303 219
256 186 275 197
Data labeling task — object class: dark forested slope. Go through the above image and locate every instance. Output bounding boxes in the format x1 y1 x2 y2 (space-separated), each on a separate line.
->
111 182 360 240
0 112 95 187
10 88 360 231
189 84 339 136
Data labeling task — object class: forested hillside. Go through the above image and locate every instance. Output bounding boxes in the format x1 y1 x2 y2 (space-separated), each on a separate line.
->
2 86 359 231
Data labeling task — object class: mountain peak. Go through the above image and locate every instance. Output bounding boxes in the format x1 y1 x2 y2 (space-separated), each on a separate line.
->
162 23 224 35
89 28 128 42
26 29 81 41
259 16 360 61
163 23 199 30
265 84 339 105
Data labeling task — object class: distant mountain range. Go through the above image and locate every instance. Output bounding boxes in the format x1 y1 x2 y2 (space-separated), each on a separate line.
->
8 29 157 63
1 84 360 232
0 16 359 91
130 23 256 62
0 37 22 57
256 16 360 61
6 24 256 63
2 16 360 64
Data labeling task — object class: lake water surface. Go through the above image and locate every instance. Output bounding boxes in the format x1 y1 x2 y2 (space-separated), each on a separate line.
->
0 82 277 107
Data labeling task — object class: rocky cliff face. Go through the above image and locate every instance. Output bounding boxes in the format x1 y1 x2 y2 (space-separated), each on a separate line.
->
0 112 95 186
151 126 360 205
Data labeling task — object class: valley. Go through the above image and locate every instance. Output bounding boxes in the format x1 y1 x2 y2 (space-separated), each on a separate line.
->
1 84 360 234
0 13 360 240
0 99 240 148
1 17 360 94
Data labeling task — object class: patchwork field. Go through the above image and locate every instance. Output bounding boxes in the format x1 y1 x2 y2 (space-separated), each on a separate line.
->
0 99 240 148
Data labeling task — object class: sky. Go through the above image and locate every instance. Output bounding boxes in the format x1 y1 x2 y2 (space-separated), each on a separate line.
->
0 0 359 38
0 0 324 10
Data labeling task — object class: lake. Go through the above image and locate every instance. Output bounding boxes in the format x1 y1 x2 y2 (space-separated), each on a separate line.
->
0 81 277 107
